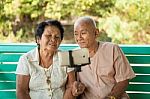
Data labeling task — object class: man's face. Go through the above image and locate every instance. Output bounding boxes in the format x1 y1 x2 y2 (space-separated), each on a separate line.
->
39 26 62 51
74 21 97 48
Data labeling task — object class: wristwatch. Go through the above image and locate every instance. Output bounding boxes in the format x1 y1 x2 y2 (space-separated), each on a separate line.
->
107 95 116 99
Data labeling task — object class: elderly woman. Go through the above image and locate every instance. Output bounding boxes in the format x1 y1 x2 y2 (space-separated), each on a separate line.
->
16 20 84 99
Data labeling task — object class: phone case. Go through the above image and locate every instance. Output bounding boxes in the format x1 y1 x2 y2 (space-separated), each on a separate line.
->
58 48 90 66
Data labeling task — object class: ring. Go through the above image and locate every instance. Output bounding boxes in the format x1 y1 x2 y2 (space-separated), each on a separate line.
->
73 89 79 96
75 89 78 93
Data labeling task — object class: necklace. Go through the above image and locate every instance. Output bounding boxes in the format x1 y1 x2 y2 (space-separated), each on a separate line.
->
44 67 53 85
38 49 53 97
40 56 53 86
43 66 53 97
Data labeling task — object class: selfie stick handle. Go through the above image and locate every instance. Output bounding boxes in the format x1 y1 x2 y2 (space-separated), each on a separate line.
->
68 51 78 81
74 66 82 81
69 50 83 81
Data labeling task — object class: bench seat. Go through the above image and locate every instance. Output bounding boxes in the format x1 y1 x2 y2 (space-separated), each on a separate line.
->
0 43 150 99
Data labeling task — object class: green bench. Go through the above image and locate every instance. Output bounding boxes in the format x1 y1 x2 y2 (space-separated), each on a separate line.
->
0 43 150 99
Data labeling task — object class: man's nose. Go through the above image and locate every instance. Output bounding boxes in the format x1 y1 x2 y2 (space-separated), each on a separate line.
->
77 34 82 40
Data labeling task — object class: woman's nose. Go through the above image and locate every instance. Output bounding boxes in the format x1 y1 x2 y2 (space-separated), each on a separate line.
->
50 36 56 42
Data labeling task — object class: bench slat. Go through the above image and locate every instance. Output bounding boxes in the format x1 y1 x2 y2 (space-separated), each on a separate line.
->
0 54 22 62
0 64 17 71
0 73 16 81
1 44 150 54
127 56 150 64
59 46 78 51
0 82 16 90
0 91 16 99
4 54 149 64
120 45 150 55
132 66 150 74
128 93 150 99
127 84 150 92
130 75 150 83
0 44 36 53
0 44 78 53
1 74 149 83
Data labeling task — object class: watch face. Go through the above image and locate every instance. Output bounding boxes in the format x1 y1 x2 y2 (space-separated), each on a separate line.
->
110 96 116 99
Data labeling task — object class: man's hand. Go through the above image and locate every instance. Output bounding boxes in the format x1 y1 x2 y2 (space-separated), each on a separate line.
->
72 81 85 96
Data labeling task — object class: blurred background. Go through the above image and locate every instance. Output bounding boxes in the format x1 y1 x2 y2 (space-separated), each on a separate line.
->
0 0 150 44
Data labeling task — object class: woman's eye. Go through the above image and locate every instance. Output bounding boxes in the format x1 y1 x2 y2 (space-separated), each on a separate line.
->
55 35 61 39
49 35 52 37
45 35 52 38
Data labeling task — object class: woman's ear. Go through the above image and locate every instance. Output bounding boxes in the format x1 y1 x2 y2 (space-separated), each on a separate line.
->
36 36 41 45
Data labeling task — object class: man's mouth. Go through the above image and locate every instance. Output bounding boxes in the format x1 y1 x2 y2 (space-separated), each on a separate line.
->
78 42 85 44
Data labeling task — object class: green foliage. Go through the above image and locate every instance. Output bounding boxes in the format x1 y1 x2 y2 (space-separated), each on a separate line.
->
115 0 150 29
98 16 138 44
104 0 150 44
0 0 115 43
97 29 112 42
0 0 149 44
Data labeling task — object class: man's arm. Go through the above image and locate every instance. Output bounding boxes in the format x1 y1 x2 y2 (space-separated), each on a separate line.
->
106 79 129 99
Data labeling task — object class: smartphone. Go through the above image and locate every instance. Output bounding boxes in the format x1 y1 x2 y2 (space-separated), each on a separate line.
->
58 48 90 67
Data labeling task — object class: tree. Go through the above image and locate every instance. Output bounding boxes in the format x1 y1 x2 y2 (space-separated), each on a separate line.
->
98 0 150 44
0 0 149 44
0 0 115 42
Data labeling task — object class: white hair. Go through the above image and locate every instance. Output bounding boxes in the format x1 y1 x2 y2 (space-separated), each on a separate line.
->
74 16 97 28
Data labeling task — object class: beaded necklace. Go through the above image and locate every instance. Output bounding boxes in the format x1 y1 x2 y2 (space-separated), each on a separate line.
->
43 67 53 97
39 49 54 97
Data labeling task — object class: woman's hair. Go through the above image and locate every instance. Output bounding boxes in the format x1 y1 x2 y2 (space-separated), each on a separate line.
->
35 20 64 41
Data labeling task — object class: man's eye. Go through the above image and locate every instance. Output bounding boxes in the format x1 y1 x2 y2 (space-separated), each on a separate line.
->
81 32 87 34
74 33 78 36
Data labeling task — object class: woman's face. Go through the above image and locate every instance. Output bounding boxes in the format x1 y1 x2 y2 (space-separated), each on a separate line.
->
38 25 62 52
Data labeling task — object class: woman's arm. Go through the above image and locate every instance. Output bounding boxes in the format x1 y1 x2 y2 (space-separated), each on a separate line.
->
63 71 76 99
63 71 85 99
16 75 31 99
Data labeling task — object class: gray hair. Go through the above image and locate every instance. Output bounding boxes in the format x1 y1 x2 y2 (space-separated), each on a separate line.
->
74 16 97 28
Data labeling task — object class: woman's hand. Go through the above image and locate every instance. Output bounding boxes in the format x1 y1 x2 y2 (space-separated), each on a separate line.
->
72 81 85 96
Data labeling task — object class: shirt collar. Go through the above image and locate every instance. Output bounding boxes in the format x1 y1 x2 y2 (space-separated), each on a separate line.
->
28 47 39 62
28 47 59 66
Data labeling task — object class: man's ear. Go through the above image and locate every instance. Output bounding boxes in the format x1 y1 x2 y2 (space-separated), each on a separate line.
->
95 29 100 37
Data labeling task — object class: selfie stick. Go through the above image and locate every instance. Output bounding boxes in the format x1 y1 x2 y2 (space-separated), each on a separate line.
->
69 51 90 81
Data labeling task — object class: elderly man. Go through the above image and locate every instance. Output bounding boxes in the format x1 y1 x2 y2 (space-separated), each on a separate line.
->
73 16 135 99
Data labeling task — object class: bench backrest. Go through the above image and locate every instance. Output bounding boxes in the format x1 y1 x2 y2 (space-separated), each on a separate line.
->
0 43 78 99
121 45 150 99
0 43 150 99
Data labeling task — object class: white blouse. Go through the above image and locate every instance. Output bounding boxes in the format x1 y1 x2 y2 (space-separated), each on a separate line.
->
16 47 72 99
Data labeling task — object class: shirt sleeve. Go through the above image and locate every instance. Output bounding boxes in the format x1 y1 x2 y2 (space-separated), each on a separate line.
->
15 55 30 75
113 45 136 82
67 67 74 73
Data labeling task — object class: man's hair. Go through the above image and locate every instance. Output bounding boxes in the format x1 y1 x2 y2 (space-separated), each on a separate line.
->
74 16 97 28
